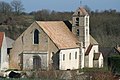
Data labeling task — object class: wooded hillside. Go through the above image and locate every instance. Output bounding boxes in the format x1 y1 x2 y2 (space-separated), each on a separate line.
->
0 1 120 47
90 11 120 47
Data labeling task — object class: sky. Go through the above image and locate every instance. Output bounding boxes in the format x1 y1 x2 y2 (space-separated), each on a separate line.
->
1 0 120 12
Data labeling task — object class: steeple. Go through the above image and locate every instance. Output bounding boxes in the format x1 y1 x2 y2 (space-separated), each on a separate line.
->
72 7 90 49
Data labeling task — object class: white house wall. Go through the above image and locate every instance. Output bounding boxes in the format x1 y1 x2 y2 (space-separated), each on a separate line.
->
93 60 99 67
98 53 103 68
10 22 49 69
59 48 80 70
81 48 85 68
88 45 99 67
1 34 8 71
85 55 89 67
10 22 59 70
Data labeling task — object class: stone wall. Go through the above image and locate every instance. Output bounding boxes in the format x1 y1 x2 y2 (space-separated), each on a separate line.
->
10 22 59 70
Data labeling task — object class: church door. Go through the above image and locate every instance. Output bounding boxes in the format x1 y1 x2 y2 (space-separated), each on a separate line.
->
33 55 41 70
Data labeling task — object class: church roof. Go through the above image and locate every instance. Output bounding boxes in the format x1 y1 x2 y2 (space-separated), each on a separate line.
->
90 35 98 45
73 7 89 16
36 21 79 49
0 32 4 48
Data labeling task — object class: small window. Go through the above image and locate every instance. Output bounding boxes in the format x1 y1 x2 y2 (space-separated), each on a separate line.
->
76 18 79 21
75 52 77 59
76 18 79 26
78 12 80 15
63 54 65 61
86 29 88 35
83 41 85 48
77 29 80 36
34 29 39 44
69 53 71 60
86 17 88 26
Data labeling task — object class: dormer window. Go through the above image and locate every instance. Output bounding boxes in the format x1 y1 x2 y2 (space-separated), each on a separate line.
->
34 29 39 44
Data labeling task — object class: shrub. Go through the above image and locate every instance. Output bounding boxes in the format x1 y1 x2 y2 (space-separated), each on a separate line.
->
108 55 120 74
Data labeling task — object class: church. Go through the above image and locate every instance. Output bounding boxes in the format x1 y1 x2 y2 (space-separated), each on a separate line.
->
9 7 103 70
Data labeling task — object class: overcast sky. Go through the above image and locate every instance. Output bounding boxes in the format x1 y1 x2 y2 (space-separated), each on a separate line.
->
2 0 120 12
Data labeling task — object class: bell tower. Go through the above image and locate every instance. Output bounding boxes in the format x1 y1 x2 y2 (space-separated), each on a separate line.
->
72 7 90 49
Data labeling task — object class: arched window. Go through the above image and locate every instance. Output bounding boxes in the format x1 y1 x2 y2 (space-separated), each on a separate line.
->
77 29 80 36
34 29 39 44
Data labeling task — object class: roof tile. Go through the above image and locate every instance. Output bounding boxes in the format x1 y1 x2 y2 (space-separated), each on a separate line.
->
36 21 79 49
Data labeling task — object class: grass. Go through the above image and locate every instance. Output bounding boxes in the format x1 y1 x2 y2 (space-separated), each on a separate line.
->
1 68 117 80
80 67 109 73
0 78 64 80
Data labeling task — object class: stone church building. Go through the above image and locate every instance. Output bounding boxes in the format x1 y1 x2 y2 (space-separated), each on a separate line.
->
10 7 103 70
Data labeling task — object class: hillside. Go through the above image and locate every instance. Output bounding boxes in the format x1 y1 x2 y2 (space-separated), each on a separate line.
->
0 9 120 47
90 10 120 47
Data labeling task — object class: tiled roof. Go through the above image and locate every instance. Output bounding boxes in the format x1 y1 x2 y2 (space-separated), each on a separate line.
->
73 7 88 16
93 53 100 60
36 21 79 49
0 32 4 48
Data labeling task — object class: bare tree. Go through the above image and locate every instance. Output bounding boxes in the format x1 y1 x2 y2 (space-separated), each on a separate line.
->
0 1 12 14
11 0 24 15
34 9 50 21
